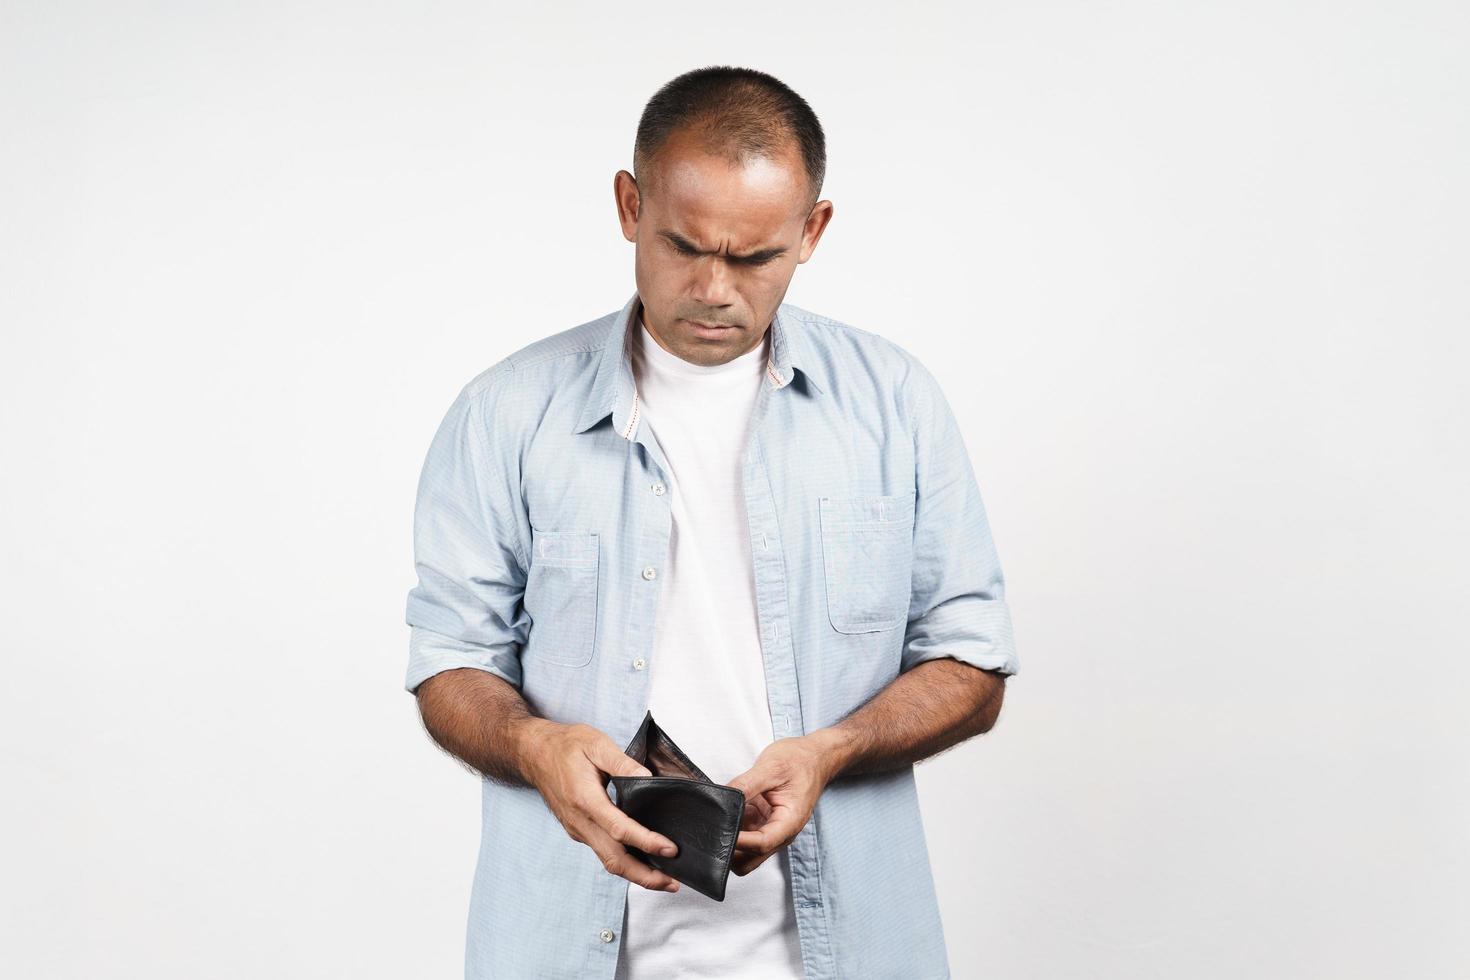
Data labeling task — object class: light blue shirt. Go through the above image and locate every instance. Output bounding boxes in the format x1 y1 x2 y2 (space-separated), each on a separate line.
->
404 290 1019 979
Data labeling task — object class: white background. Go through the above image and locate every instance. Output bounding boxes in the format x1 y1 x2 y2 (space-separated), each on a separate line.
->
3 2 1466 977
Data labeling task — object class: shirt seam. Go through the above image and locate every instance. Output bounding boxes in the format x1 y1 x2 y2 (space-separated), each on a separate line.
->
466 374 532 576
505 341 606 372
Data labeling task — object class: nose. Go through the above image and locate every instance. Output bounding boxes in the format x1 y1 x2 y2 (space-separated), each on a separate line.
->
689 255 736 311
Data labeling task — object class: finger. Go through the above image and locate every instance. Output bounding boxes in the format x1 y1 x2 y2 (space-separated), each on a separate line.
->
586 791 680 859
742 792 773 819
591 739 653 779
735 804 800 853
581 822 680 892
725 767 780 800
732 850 774 877
740 801 765 831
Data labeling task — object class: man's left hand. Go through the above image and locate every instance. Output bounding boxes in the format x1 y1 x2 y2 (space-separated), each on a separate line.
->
724 732 844 877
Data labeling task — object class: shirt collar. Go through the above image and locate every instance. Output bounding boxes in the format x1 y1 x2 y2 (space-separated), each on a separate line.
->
572 290 824 439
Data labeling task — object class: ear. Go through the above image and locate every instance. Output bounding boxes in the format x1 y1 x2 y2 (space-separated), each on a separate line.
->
614 170 641 242
798 200 834 263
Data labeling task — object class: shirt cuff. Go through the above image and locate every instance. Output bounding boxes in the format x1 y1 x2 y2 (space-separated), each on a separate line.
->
405 625 524 694
902 598 1019 677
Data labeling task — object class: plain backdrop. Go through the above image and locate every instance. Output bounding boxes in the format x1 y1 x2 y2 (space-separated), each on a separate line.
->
2 2 1466 977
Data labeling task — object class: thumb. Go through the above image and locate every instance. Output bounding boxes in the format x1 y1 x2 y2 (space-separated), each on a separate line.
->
592 739 652 779
726 763 778 800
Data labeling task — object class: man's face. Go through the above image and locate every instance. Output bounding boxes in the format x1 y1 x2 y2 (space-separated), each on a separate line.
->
614 131 833 366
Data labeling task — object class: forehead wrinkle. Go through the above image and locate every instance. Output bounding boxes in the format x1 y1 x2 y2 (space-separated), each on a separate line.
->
660 225 786 260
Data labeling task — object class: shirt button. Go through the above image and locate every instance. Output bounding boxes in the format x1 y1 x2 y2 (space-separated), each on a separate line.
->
651 482 666 496
633 657 646 670
599 928 615 943
642 565 657 581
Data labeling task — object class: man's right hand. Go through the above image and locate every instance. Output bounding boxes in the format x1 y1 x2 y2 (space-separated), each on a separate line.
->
522 720 683 893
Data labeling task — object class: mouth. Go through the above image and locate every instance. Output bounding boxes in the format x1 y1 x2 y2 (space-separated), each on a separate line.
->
684 319 738 337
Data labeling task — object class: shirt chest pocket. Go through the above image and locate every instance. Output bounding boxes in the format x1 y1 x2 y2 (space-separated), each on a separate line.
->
818 491 916 634
524 529 600 667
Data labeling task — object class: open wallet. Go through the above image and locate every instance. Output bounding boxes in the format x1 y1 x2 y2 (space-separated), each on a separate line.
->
607 710 745 901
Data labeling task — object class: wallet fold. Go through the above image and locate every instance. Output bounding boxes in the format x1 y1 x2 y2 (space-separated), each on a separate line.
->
608 710 745 901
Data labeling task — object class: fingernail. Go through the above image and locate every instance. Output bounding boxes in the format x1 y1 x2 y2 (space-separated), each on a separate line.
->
661 844 678 856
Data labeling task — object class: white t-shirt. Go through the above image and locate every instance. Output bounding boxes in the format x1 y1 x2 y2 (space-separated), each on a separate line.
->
615 314 805 980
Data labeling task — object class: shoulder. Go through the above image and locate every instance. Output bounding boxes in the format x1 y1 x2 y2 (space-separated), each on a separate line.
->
446 308 615 429
778 301 938 407
458 312 610 399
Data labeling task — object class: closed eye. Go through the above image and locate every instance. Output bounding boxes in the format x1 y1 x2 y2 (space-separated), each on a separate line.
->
673 247 776 268
663 233 784 266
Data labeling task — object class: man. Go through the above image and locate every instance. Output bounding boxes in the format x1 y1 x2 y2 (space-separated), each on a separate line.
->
404 65 1019 980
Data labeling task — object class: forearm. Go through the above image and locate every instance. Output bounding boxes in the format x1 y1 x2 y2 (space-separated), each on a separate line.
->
415 667 557 789
813 658 1007 781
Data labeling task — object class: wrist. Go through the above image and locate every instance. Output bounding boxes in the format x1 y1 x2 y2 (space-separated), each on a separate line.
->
512 715 558 787
810 725 860 784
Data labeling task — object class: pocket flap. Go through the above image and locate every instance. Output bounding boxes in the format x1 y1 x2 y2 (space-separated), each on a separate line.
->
531 528 599 565
818 490 916 530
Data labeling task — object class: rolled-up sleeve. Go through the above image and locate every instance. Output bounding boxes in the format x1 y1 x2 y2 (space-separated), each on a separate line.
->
403 373 531 694
901 360 1019 677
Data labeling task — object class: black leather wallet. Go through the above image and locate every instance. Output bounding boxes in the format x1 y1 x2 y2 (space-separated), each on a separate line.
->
608 710 745 901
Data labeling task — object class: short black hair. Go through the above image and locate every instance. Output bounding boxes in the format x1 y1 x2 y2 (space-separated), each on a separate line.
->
633 66 826 212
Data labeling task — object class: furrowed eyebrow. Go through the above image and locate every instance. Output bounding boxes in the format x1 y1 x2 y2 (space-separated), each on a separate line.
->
660 230 788 263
